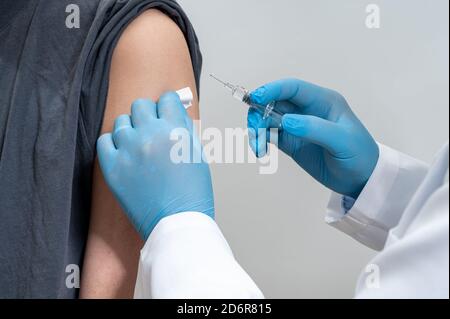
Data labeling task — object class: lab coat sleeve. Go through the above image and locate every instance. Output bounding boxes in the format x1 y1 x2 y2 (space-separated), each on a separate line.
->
134 212 265 299
354 182 449 299
326 144 429 250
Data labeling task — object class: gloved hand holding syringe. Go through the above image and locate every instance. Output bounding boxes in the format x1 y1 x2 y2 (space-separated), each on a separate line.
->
210 74 283 130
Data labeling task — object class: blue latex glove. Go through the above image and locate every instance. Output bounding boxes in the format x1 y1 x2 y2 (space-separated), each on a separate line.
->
248 79 379 199
97 92 215 240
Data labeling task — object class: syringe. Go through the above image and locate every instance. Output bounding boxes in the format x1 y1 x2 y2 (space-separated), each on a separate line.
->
210 74 283 130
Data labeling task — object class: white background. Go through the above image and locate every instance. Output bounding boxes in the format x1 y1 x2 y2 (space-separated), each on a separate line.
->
177 0 449 298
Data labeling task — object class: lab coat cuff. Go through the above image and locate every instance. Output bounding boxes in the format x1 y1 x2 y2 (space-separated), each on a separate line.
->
142 212 232 261
135 212 265 299
326 144 402 251
135 212 233 299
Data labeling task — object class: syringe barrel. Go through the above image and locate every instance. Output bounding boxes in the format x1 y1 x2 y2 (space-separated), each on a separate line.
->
249 103 283 131
232 86 250 103
232 86 283 131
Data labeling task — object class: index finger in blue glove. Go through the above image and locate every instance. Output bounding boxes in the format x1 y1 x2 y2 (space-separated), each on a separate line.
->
282 114 345 154
157 91 190 129
248 109 269 158
250 79 326 109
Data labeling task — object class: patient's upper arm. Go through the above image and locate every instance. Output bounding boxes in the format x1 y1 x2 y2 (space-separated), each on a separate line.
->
80 9 200 298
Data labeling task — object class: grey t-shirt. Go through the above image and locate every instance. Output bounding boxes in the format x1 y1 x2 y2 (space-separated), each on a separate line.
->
0 0 202 298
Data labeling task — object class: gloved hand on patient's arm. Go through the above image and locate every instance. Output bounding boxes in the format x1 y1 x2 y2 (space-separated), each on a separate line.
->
97 92 215 241
248 79 379 199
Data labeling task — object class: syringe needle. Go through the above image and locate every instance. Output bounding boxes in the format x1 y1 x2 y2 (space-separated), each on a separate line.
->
209 74 226 85
209 73 284 130
209 74 235 91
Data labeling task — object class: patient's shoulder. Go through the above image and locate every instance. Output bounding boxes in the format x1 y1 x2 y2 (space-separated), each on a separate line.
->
122 9 184 39
103 8 198 132
112 9 191 73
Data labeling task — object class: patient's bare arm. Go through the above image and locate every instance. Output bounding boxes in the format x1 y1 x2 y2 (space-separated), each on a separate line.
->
80 10 200 298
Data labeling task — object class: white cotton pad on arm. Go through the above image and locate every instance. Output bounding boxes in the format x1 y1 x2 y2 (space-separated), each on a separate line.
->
176 87 194 109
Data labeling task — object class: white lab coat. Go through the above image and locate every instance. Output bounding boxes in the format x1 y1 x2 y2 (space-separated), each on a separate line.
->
134 143 449 299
